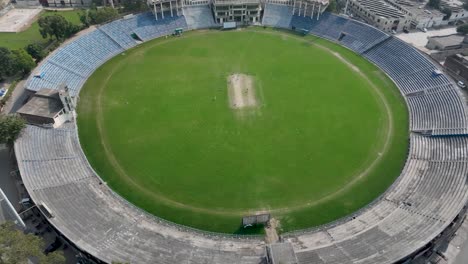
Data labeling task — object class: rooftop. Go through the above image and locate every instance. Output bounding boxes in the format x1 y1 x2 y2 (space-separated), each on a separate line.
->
452 53 468 62
429 34 465 46
354 0 406 19
441 0 465 12
392 0 445 18
16 88 63 118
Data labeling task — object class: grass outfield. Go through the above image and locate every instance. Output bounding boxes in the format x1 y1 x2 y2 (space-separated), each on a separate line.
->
77 28 409 234
0 10 82 50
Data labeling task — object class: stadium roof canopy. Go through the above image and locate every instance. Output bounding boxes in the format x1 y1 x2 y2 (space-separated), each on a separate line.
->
16 88 63 119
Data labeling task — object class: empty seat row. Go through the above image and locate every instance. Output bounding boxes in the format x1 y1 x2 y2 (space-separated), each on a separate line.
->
340 20 389 53
262 4 294 29
99 17 139 49
365 38 434 79
132 12 188 41
26 12 189 95
289 13 349 41
183 5 217 30
407 89 468 131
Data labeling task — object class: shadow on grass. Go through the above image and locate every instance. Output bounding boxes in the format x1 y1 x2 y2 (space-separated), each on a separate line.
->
233 224 265 235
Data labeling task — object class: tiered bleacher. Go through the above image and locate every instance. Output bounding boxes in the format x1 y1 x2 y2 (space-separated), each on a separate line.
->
340 20 390 53
99 17 140 49
395 69 453 95
183 5 217 29
310 13 348 41
132 12 188 41
286 135 468 264
16 9 468 264
25 12 188 95
74 30 123 61
290 13 348 41
407 89 468 134
262 4 293 29
28 62 86 95
364 38 434 78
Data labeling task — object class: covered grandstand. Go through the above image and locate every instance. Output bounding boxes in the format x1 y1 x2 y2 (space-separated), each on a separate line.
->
13 5 468 264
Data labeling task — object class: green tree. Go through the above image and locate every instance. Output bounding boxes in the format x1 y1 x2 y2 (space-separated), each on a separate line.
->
442 7 452 20
427 0 440 9
0 48 34 79
94 7 119 24
326 0 337 13
25 43 47 62
79 10 91 28
122 0 148 13
38 15 79 40
85 7 119 25
11 49 36 76
0 115 26 145
0 222 65 263
0 47 15 80
457 24 468 34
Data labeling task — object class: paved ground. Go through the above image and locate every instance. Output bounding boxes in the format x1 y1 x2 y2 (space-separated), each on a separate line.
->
0 8 42 32
0 145 19 210
2 80 33 114
452 217 468 264
396 27 457 51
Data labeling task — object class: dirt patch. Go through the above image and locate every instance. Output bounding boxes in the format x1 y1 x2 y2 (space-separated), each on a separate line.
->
332 51 360 72
228 73 258 109
265 218 280 244
0 8 42 33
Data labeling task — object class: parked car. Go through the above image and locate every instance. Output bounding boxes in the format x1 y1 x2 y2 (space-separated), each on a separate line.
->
0 88 7 99
457 81 466 89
